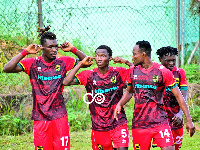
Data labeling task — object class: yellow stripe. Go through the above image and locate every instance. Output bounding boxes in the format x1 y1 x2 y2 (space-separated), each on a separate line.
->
168 82 176 87
19 62 25 70
180 84 187 87
75 75 81 85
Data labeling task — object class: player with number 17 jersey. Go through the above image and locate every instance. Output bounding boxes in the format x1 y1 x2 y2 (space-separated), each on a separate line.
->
19 56 78 121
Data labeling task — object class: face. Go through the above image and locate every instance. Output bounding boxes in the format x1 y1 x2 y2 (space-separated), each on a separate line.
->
95 49 111 68
132 45 144 66
159 55 176 71
42 39 58 61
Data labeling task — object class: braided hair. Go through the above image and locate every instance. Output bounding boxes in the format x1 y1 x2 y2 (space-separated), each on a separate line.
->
95 45 112 57
156 46 178 58
37 25 57 46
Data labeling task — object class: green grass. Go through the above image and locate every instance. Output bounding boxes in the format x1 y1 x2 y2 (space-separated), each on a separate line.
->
0 128 199 150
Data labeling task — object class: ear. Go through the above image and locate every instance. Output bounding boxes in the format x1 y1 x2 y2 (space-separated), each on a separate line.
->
109 57 112 61
158 57 162 62
142 52 146 57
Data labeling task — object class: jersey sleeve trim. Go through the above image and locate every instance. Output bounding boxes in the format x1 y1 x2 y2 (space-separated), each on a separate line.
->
18 62 25 71
75 76 81 85
73 58 79 68
180 85 188 91
127 82 132 86
168 83 177 89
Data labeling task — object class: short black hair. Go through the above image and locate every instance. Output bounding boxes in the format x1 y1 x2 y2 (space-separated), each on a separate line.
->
95 45 112 57
136 40 152 57
38 25 57 46
156 46 178 58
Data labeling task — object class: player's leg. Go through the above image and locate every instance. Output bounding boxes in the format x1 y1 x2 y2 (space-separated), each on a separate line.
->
132 128 152 150
91 130 113 150
171 128 183 150
53 115 70 150
111 124 129 150
152 124 174 150
33 120 53 150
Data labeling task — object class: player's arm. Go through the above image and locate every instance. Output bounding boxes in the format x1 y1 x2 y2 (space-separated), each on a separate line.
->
172 89 188 126
112 56 133 67
59 42 87 61
114 85 133 121
173 69 188 126
171 86 195 137
3 44 42 73
63 56 94 86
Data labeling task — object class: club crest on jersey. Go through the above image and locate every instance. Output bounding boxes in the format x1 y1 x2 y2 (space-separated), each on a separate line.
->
135 143 140 150
175 77 179 84
37 146 43 150
97 144 103 150
37 67 42 71
111 76 116 83
152 75 158 83
55 64 61 71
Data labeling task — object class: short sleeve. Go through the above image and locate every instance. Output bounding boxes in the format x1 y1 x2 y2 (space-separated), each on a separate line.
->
76 70 92 86
117 67 129 83
60 56 78 71
162 68 177 89
127 66 134 86
18 58 35 75
179 68 188 90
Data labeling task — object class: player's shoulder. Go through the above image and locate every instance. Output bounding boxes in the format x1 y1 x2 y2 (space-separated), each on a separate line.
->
172 66 186 74
57 56 74 60
21 57 37 63
154 63 169 71
110 66 128 71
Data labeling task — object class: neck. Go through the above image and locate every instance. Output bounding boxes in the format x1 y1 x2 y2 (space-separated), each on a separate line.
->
42 55 54 63
141 58 154 69
98 66 109 75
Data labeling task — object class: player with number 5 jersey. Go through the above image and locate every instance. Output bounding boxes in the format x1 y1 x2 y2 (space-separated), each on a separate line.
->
63 45 133 150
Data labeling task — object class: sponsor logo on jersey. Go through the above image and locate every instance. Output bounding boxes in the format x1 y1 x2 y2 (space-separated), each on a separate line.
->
135 84 157 89
97 144 103 150
135 143 140 150
55 64 61 71
37 67 42 71
38 74 61 81
111 76 116 83
94 86 119 94
159 65 164 69
37 146 43 150
134 75 138 79
93 80 97 85
153 75 158 83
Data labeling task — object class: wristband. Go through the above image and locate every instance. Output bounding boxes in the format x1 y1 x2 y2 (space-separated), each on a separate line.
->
21 49 28 57
70 47 77 54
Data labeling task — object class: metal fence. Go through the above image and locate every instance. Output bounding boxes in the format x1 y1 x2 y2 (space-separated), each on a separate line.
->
0 0 199 64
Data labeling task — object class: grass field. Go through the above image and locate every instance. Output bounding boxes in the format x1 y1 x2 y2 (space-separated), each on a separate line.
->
0 128 199 150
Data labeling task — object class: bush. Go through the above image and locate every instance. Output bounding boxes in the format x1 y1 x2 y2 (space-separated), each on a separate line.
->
181 64 200 84
66 87 91 131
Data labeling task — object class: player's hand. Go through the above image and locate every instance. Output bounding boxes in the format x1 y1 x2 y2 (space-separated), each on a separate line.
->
186 120 195 137
172 113 183 126
81 56 94 67
59 42 74 52
112 56 126 64
114 103 122 121
26 44 42 54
